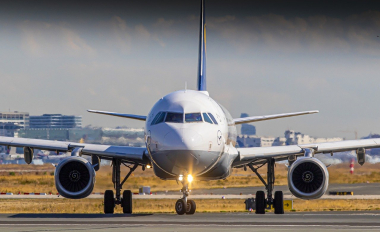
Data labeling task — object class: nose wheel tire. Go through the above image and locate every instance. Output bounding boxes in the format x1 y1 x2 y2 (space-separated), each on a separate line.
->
175 199 187 215
122 190 132 214
186 199 196 215
104 190 115 214
274 191 284 214
255 191 266 214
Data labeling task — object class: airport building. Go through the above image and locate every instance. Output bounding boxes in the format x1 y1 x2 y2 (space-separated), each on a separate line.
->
239 113 256 135
237 135 286 147
285 130 343 145
0 111 30 128
29 114 82 129
237 129 343 148
0 111 30 137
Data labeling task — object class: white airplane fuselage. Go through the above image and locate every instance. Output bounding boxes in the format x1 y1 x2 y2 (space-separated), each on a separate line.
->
145 90 239 180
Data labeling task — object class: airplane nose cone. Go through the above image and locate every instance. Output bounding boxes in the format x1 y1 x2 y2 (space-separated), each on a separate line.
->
182 129 203 150
163 129 203 150
149 125 220 176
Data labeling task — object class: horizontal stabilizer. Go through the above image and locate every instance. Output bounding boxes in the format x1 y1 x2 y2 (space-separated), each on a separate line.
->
233 110 319 125
87 110 146 121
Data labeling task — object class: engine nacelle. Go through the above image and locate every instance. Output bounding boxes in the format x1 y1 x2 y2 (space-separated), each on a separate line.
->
55 157 95 199
288 157 329 199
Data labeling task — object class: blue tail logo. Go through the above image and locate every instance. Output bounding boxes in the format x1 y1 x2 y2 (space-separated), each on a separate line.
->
197 0 207 91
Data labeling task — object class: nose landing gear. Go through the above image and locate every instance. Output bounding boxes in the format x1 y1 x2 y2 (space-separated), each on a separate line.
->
175 178 196 215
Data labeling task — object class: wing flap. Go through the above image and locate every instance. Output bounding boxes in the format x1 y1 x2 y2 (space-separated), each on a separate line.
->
233 110 319 125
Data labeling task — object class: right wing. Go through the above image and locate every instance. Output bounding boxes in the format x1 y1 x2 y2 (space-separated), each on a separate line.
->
0 137 148 164
233 110 319 125
234 138 380 166
87 110 146 121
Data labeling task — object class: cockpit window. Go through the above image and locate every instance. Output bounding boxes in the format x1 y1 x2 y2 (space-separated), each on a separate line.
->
165 112 183 123
203 113 213 124
185 113 203 123
151 112 161 125
151 112 166 125
208 113 218 124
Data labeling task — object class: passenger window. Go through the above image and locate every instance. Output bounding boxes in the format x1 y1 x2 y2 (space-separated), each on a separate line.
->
165 113 183 123
208 113 218 124
185 113 203 123
151 112 162 125
203 113 213 124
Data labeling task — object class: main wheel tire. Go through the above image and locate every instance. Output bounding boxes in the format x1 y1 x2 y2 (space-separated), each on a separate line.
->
186 199 196 215
274 191 284 214
122 190 133 214
104 190 115 214
175 199 186 215
255 191 266 214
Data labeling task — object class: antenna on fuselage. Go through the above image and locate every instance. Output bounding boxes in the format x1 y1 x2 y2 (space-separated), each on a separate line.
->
197 0 206 91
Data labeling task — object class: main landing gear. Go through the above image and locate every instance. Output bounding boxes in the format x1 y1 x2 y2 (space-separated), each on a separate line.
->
175 177 196 215
248 158 284 214
104 159 138 214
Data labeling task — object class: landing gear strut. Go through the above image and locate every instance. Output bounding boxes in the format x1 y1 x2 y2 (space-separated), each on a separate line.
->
249 158 284 214
104 159 138 214
175 178 196 215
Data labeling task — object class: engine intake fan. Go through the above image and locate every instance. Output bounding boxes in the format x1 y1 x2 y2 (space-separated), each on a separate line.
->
55 157 95 199
288 157 329 199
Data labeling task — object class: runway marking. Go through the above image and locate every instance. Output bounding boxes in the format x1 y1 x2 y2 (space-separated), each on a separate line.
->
0 224 380 228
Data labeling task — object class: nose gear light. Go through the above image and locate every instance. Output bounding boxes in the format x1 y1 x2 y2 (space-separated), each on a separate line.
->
187 174 193 183
178 175 184 182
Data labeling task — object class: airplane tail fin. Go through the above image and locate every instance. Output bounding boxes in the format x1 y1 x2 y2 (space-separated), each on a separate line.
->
197 0 207 91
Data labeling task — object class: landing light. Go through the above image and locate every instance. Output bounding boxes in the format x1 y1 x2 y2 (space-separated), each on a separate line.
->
187 174 193 183
178 175 184 181
146 165 151 169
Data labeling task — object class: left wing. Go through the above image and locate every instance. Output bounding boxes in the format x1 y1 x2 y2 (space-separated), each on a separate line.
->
234 138 380 166
233 110 319 125
87 110 146 121
0 137 148 164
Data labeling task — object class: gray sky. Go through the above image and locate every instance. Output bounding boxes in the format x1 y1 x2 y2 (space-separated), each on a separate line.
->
1 0 380 139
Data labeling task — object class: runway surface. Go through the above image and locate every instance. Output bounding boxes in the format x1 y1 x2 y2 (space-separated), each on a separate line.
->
1 211 380 232
1 183 379 200
157 183 380 195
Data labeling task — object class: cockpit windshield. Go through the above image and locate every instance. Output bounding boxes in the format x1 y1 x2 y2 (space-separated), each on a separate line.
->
165 112 183 123
151 111 218 125
203 113 213 124
185 113 203 123
208 113 218 124
151 112 166 125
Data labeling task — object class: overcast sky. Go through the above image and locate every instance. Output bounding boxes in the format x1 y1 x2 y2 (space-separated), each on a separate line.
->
1 0 380 139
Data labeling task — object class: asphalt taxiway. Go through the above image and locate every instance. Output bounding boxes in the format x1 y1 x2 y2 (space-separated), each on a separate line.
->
157 183 380 195
1 211 380 232
1 183 378 200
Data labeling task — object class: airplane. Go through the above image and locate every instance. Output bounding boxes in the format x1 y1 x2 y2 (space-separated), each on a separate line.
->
0 0 379 215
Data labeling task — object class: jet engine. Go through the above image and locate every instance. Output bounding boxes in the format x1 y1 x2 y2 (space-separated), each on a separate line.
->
55 157 95 199
288 157 329 199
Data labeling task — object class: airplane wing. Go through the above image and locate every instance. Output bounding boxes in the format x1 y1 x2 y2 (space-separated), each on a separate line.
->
233 110 319 125
0 137 148 164
234 138 380 166
87 110 146 121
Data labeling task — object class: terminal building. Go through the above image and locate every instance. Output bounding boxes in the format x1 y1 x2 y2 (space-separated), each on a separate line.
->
237 129 343 148
0 111 30 128
29 114 82 129
0 111 30 136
